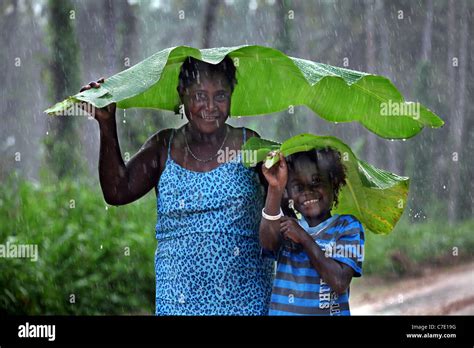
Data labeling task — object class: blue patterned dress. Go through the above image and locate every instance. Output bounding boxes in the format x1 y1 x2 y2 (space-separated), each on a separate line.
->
154 127 274 315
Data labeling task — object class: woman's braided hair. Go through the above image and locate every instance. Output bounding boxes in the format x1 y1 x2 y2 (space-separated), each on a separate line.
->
177 56 237 95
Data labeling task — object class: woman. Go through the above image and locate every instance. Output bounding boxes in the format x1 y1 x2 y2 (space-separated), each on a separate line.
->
80 56 273 315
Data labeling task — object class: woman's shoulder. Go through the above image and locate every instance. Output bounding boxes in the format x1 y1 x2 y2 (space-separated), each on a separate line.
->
151 128 179 146
144 128 179 163
227 125 260 140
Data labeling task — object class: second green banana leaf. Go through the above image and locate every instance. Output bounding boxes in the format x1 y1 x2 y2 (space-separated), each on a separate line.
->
242 133 409 235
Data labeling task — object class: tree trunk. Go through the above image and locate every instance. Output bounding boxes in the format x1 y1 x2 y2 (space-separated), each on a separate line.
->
446 0 457 222
364 0 377 165
449 0 468 222
365 0 376 70
103 0 116 75
377 0 390 76
275 0 294 53
421 0 433 62
411 0 435 222
44 0 83 180
376 0 401 174
202 0 219 48
119 0 137 69
0 0 18 181
274 0 296 141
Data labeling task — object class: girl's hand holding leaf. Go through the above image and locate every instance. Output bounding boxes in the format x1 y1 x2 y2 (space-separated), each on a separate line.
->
262 151 288 192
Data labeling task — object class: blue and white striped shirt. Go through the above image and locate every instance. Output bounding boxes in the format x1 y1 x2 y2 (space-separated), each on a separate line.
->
269 214 364 316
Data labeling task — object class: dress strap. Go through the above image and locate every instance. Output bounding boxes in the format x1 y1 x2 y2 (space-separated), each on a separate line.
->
242 127 247 143
167 129 175 158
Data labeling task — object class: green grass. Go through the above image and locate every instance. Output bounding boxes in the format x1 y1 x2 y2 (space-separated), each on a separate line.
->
0 177 472 314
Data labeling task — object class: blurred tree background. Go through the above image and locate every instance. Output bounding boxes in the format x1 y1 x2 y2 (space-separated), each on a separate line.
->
0 0 472 314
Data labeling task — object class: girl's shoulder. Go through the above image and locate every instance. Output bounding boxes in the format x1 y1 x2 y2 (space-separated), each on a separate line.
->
336 214 359 221
334 214 364 231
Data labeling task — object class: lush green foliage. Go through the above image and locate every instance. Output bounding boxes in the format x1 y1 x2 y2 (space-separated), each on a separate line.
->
363 217 474 276
0 177 156 315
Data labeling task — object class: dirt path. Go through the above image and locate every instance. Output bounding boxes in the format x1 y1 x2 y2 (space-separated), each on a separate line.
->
350 261 474 315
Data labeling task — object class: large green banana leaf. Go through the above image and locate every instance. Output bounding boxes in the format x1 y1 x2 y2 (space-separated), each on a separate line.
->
45 45 443 139
242 133 409 235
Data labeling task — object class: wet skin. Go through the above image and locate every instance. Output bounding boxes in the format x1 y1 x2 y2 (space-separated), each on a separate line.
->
79 72 262 206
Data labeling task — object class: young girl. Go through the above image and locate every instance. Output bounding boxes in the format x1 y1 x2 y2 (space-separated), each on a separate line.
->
259 148 364 316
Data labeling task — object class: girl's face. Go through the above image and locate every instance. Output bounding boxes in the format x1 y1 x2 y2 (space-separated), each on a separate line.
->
180 72 232 135
287 156 335 223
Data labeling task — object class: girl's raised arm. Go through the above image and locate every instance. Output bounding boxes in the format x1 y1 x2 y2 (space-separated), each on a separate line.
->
259 152 287 251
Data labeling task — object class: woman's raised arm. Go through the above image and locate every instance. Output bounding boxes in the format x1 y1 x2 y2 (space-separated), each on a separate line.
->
80 79 162 206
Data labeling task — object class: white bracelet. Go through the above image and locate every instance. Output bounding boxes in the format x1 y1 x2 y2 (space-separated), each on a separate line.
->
262 208 283 221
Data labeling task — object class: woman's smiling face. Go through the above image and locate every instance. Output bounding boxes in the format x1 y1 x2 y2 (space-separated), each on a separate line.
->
181 72 232 134
287 155 335 223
